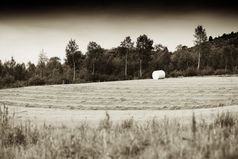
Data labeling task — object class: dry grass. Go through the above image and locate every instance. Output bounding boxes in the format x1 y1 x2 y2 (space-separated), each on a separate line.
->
1 105 238 159
0 76 238 158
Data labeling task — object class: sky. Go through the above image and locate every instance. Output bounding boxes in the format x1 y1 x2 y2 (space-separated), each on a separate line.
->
0 0 238 64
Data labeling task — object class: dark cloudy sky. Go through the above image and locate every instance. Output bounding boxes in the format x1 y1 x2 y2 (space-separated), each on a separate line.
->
0 0 238 64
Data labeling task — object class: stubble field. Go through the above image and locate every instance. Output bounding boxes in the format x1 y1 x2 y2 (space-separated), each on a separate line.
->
1 76 238 159
0 76 238 111
0 76 237 124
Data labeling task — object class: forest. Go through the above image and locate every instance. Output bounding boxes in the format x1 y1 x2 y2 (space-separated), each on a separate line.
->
0 25 238 88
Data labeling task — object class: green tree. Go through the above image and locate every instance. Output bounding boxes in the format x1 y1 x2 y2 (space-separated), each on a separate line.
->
194 25 207 70
65 39 79 81
120 36 134 79
136 34 153 77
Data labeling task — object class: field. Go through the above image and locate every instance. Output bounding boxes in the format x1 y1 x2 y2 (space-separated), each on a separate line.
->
1 76 238 158
1 76 238 110
0 76 238 124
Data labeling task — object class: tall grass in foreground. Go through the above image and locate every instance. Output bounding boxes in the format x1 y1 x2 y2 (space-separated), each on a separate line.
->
1 106 238 159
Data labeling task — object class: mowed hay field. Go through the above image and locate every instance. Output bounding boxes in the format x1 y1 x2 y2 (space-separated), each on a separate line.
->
1 76 238 159
0 76 238 110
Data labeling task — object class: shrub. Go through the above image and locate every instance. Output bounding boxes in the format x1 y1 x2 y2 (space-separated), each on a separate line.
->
200 67 214 76
0 78 3 88
61 77 72 84
214 69 228 75
233 66 238 74
46 77 64 85
28 76 46 85
184 67 198 76
86 73 118 82
169 70 183 77
12 81 26 88
2 74 15 85
0 105 39 147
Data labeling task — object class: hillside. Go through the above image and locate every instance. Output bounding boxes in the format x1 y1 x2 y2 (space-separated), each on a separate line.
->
1 76 238 110
168 31 238 77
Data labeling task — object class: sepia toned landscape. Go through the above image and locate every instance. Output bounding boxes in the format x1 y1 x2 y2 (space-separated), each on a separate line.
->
1 0 238 158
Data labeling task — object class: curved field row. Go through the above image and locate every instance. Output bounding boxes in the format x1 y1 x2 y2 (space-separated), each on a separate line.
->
0 76 238 110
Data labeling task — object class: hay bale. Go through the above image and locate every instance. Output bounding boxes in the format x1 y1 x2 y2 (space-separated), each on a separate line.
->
152 70 165 79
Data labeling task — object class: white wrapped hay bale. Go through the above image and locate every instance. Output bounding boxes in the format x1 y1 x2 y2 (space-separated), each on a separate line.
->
152 70 165 79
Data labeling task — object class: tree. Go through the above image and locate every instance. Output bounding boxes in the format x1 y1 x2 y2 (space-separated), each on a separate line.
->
27 62 36 78
173 45 194 70
209 36 213 42
86 41 103 75
0 60 3 77
152 44 171 71
14 63 27 81
223 46 234 71
120 36 134 79
136 34 153 77
65 39 79 81
154 44 167 52
37 50 48 78
47 57 63 78
200 43 211 69
175 44 188 52
194 25 207 70
2 57 16 80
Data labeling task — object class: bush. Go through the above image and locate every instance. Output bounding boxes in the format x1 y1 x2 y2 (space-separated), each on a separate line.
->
0 78 3 88
85 73 118 82
214 69 229 75
46 77 65 85
12 81 26 88
2 74 15 85
184 67 198 76
28 76 46 86
0 105 39 148
169 70 183 77
233 66 238 74
200 67 214 76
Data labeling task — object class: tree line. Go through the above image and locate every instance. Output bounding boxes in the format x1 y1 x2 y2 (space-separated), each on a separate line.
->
0 25 238 88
